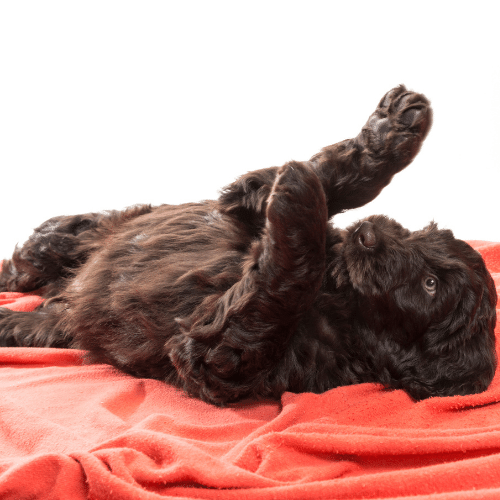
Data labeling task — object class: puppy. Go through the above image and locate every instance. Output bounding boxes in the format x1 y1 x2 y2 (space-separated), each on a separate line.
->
0 86 496 405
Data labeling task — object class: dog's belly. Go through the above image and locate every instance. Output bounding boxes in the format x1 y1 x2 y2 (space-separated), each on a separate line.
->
62 202 253 378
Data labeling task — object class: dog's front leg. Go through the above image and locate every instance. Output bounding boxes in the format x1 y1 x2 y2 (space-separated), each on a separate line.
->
313 85 432 217
168 162 327 404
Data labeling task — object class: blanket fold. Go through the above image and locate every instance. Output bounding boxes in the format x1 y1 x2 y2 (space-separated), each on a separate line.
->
1 241 500 499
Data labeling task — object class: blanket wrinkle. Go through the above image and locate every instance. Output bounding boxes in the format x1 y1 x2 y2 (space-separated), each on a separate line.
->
0 241 500 499
0 290 45 312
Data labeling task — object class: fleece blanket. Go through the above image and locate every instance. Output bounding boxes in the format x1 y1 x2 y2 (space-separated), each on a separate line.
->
0 241 500 500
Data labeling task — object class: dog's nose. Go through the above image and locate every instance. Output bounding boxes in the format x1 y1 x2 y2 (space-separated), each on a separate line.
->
357 221 377 248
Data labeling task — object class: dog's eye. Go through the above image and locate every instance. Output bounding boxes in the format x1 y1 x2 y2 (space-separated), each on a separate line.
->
423 277 437 296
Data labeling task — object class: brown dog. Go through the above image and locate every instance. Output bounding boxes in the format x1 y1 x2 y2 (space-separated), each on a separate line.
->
0 86 496 405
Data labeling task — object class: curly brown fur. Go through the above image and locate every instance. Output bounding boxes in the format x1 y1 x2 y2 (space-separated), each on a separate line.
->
0 86 496 405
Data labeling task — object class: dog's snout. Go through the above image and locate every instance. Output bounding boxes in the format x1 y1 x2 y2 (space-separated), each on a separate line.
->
357 221 377 249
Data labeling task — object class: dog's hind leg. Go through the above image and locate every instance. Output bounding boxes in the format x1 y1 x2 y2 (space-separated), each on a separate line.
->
0 213 99 296
0 205 154 348
0 205 152 297
312 85 433 216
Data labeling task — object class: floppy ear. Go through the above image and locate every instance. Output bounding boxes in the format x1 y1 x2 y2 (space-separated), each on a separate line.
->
407 258 497 399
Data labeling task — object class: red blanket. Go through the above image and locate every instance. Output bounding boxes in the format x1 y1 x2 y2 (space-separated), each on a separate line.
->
1 241 500 500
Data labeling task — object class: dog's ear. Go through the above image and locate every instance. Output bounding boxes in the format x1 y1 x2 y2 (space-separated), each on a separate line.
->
407 259 497 400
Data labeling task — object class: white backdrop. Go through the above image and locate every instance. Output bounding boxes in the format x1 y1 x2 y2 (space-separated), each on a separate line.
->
1 1 499 259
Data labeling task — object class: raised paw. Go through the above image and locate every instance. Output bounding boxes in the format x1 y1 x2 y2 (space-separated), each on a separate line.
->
359 85 433 174
308 85 433 216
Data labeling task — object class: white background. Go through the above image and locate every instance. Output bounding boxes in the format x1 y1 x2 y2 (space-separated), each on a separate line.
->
0 1 499 259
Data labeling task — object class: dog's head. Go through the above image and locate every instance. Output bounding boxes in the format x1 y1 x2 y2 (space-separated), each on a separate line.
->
338 215 497 399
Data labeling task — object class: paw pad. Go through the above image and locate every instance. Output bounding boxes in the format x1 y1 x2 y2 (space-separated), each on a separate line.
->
358 85 433 174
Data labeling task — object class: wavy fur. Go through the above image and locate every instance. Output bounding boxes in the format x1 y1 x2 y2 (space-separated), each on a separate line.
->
0 86 496 405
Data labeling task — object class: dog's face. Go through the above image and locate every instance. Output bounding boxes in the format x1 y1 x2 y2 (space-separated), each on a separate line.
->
338 215 497 399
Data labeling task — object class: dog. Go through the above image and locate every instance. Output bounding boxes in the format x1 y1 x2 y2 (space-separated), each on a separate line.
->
0 86 496 405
